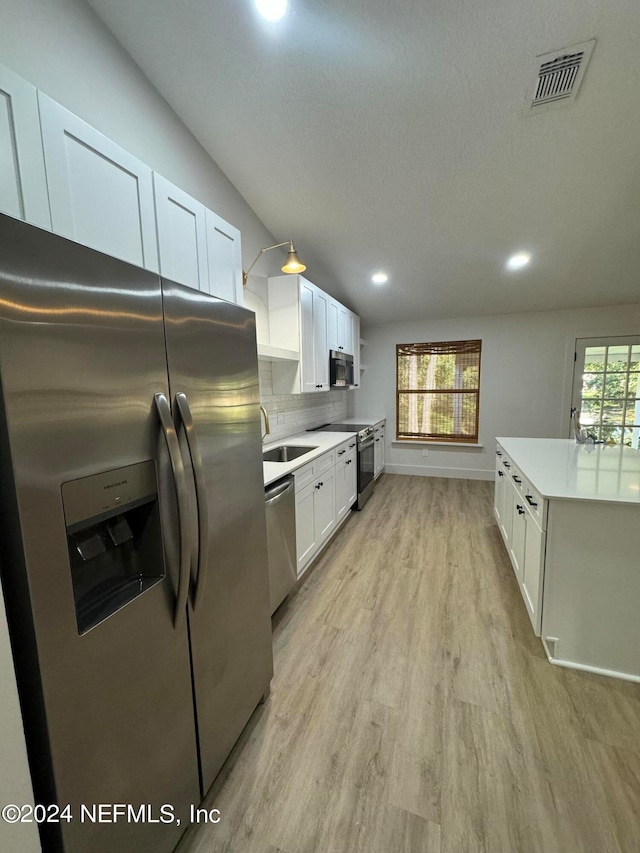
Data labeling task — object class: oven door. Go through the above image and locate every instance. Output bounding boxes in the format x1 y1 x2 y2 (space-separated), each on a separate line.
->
357 438 375 494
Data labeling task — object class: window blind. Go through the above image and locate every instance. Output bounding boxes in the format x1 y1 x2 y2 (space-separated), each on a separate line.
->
396 339 481 442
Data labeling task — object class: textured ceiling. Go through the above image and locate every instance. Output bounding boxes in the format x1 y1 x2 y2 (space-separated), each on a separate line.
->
86 0 640 325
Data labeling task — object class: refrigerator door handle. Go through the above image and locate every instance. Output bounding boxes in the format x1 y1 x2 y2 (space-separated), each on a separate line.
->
154 392 192 626
175 392 209 610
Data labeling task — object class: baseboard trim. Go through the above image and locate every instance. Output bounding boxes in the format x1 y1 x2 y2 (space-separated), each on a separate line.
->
385 463 494 481
541 639 640 684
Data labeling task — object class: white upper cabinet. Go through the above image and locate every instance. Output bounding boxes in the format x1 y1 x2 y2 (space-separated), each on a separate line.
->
350 311 360 387
38 94 158 272
327 298 352 354
153 173 208 290
0 63 50 229
312 286 330 390
204 210 243 304
270 275 331 394
300 278 329 392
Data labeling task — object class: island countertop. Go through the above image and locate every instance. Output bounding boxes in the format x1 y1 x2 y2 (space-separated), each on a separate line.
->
496 437 640 505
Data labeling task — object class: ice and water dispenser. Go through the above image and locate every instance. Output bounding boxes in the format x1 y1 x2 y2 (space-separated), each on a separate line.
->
62 461 165 634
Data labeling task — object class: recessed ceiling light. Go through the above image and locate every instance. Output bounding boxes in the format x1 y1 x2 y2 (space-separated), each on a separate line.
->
506 252 531 271
372 272 388 284
255 0 288 21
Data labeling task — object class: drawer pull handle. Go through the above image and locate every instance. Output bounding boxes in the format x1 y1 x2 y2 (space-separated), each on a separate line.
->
512 475 522 484
349 443 356 448
498 470 504 477
496 451 502 456
525 494 538 508
517 504 525 515
503 462 511 468
338 450 346 455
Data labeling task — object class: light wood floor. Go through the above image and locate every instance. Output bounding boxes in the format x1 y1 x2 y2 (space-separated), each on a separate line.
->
179 475 640 853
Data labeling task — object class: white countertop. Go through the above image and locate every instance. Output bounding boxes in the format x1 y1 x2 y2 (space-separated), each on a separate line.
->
496 438 640 504
332 416 385 426
263 431 355 487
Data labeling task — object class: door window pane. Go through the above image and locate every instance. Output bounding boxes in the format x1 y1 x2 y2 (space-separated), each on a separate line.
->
574 338 640 448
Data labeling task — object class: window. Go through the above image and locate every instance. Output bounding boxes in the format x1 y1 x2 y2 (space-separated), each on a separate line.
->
572 336 640 447
396 339 481 442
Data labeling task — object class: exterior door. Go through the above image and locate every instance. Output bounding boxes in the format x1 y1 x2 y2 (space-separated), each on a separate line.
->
572 336 640 447
161 281 273 795
0 215 199 853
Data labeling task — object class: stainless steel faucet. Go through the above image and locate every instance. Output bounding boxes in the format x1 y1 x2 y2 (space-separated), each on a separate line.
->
260 405 270 442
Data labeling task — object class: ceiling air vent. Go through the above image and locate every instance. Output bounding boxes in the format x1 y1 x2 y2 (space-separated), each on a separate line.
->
525 39 595 114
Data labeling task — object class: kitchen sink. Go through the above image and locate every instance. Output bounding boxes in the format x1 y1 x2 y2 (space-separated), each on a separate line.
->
263 445 318 463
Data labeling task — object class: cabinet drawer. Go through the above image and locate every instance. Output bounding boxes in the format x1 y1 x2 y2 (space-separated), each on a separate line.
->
316 450 335 475
510 463 526 496
523 480 547 530
334 440 351 461
293 448 335 491
294 460 317 491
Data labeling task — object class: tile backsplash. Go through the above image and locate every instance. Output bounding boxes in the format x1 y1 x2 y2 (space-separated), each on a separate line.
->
259 360 348 442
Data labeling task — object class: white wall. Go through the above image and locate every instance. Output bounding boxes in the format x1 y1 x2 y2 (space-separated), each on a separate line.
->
259 360 347 443
353 303 640 480
0 0 284 280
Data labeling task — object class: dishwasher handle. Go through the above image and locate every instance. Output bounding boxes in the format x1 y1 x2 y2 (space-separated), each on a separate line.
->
265 478 294 505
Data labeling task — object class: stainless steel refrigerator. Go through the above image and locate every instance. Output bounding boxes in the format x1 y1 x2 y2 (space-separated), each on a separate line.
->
0 214 273 852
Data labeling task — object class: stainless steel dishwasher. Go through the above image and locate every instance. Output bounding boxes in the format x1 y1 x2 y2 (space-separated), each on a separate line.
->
265 475 297 615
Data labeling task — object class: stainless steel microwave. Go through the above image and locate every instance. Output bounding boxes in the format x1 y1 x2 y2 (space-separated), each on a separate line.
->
330 350 354 387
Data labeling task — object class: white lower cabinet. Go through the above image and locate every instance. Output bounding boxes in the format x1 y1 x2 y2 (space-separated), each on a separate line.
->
494 442 548 637
294 483 318 572
294 469 335 576
508 481 526 584
373 420 386 478
293 441 355 577
521 513 545 634
335 449 357 521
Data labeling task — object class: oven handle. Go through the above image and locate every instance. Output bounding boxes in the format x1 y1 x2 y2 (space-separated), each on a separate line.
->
358 437 374 451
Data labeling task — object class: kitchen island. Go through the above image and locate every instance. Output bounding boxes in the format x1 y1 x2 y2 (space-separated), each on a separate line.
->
495 438 640 683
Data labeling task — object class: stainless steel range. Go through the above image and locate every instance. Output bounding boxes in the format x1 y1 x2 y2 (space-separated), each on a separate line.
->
307 423 376 509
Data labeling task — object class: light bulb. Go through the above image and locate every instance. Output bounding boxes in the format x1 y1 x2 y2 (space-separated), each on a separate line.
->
255 0 288 22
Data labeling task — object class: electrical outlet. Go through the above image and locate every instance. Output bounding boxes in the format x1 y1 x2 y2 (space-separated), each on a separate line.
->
422 449 429 457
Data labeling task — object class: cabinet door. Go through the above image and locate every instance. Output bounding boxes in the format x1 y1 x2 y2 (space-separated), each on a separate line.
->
350 312 361 387
299 279 318 393
327 299 339 352
338 305 351 354
522 515 545 635
509 483 526 583
153 173 208 290
313 287 330 390
204 209 243 304
345 451 357 508
39 94 158 272
494 460 506 529
315 468 336 544
0 64 50 229
295 482 317 574
500 460 513 545
335 457 349 521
